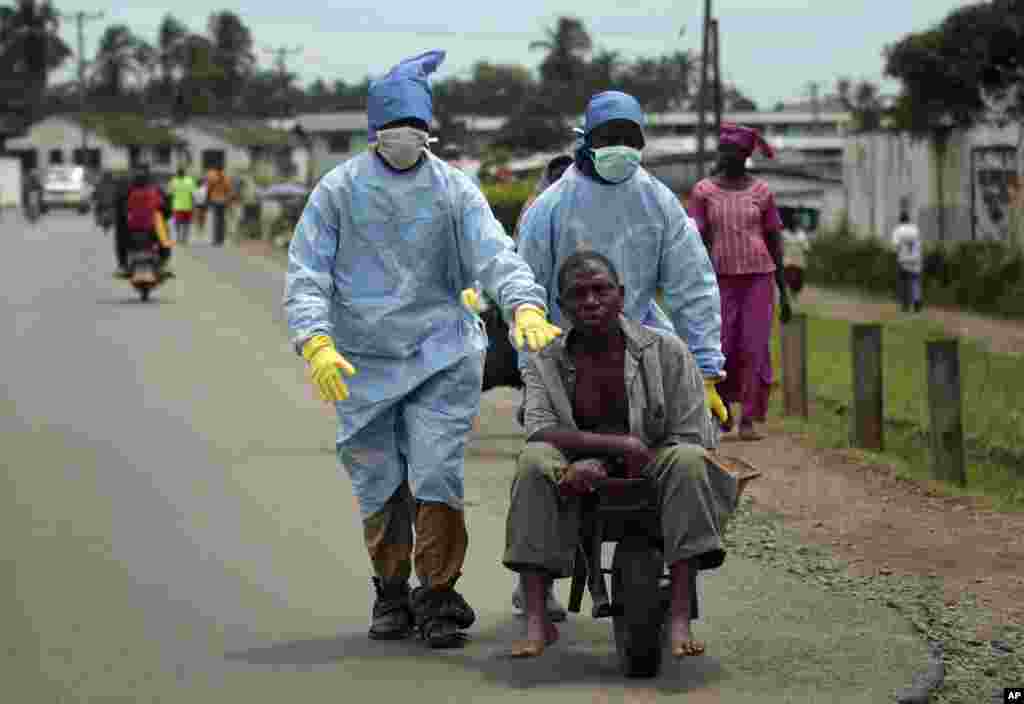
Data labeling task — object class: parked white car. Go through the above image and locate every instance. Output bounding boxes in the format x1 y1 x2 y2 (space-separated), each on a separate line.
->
41 166 93 214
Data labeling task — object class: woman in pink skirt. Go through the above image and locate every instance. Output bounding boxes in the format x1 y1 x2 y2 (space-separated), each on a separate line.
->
688 124 792 440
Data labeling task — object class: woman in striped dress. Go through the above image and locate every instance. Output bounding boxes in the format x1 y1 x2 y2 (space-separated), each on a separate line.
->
688 124 792 440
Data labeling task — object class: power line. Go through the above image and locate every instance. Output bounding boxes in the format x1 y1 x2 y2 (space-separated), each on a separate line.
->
59 10 105 155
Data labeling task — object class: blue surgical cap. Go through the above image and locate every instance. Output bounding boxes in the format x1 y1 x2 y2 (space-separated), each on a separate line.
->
367 50 446 143
583 91 646 136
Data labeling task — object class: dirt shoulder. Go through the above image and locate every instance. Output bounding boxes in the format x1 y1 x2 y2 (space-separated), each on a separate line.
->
798 285 1024 357
719 416 1024 631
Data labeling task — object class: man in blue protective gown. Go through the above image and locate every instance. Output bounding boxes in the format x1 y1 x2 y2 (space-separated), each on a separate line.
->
512 90 729 617
283 50 562 649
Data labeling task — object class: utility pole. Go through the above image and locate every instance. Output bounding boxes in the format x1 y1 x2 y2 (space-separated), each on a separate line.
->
696 0 712 180
61 10 105 160
711 18 722 141
262 44 303 119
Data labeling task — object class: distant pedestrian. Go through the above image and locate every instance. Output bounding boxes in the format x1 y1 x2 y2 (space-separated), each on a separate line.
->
205 165 234 246
689 123 791 441
781 210 811 297
892 211 922 312
168 167 198 245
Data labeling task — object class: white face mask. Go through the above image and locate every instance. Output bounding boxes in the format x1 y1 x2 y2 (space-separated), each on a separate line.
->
375 127 429 170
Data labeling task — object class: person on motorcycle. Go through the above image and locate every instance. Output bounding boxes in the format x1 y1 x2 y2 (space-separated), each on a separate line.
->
283 49 562 649
114 163 172 278
505 251 753 659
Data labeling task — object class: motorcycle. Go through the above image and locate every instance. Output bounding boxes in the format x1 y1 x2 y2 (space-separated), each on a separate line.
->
124 231 172 302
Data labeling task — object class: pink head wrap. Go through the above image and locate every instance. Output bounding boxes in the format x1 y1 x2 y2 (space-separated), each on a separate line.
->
719 123 775 160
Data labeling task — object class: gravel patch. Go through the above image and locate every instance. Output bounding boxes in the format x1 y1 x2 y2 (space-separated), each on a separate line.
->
724 497 1024 703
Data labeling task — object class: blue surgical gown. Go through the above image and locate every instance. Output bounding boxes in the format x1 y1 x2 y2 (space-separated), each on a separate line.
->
284 151 547 517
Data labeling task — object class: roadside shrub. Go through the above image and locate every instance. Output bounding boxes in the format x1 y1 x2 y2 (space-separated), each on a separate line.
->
482 180 533 235
807 217 1024 318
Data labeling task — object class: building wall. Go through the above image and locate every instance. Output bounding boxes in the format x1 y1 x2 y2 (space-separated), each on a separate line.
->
843 125 1022 244
172 126 251 176
308 132 368 180
5 116 130 171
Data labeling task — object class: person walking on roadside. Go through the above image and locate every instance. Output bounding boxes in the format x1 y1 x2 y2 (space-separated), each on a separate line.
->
205 164 233 246
688 123 792 441
283 49 562 649
892 211 923 313
168 167 198 245
780 210 811 298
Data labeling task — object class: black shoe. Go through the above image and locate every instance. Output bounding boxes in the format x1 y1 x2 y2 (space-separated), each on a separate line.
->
411 580 474 649
913 302 922 313
368 577 413 641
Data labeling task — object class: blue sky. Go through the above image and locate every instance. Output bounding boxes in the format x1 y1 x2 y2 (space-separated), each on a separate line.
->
52 0 967 108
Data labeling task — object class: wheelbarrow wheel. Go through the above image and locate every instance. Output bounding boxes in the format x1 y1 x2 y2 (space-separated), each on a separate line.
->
611 537 666 678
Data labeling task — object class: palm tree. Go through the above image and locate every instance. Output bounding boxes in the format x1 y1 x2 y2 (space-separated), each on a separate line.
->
0 0 71 114
529 17 592 82
91 24 153 98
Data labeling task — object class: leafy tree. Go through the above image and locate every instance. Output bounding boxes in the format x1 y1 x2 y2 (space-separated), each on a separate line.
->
156 14 187 91
207 11 254 112
91 24 153 97
0 0 70 118
835 78 884 132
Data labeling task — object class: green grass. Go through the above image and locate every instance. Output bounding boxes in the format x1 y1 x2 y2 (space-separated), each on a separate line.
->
769 308 1024 510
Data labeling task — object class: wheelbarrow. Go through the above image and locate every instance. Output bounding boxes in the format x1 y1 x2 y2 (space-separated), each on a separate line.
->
566 453 760 678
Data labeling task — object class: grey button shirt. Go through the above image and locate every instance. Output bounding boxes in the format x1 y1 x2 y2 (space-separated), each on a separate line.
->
521 316 717 449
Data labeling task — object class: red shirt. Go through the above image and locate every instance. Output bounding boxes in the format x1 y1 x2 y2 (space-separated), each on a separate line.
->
688 178 783 276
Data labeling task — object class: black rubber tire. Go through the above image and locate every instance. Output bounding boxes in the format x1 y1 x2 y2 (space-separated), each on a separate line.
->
139 286 150 302
611 537 666 678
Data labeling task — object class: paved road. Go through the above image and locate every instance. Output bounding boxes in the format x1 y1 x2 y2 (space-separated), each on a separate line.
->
2 212 929 703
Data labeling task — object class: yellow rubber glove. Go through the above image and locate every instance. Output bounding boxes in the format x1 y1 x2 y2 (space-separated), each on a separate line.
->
301 335 357 403
460 288 483 313
704 377 729 425
512 305 563 352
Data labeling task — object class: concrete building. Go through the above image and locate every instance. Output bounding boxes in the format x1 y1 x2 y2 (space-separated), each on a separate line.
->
3 114 183 173
173 119 303 182
843 124 1023 245
269 112 369 180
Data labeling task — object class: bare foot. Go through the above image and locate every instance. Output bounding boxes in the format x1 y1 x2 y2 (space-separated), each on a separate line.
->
738 424 764 441
510 618 559 658
669 617 705 657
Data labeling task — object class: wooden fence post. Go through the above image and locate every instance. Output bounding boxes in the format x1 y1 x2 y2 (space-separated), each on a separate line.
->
850 323 884 451
926 339 966 486
781 313 809 418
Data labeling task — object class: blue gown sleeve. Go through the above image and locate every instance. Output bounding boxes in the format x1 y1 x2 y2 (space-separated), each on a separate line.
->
283 178 343 354
658 200 726 379
452 171 547 325
513 192 557 370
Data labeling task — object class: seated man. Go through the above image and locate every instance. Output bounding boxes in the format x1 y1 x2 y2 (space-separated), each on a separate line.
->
503 251 752 659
